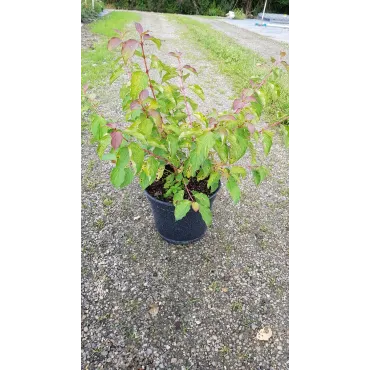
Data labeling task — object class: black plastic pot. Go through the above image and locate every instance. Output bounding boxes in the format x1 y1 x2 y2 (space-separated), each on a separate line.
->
145 184 221 245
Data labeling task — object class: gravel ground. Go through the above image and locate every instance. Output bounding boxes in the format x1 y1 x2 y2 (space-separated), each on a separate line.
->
82 11 289 370
188 15 289 62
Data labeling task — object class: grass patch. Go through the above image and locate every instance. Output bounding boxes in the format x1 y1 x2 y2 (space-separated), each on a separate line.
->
166 14 288 120
81 11 140 88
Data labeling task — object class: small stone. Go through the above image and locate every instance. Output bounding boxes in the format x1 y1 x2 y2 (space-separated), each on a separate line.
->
206 346 210 351
84 327 88 332
277 345 282 350
195 320 201 325
146 348 152 355
251 324 257 330
159 364 164 369
165 345 170 350
171 358 177 364
102 351 108 356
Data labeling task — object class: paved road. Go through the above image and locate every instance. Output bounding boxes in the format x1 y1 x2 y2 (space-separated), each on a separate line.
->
222 19 289 43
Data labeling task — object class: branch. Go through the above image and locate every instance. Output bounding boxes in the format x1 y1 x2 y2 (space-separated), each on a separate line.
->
140 39 156 99
184 183 195 201
177 57 193 127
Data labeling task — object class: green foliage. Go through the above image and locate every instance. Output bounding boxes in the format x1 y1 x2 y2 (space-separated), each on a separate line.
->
81 0 105 23
233 8 246 19
87 21 289 226
106 0 289 16
168 15 289 122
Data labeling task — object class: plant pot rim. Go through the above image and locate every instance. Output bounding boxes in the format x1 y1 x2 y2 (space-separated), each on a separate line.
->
144 181 221 206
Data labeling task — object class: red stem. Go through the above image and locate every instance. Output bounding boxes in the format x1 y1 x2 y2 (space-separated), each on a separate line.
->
140 40 156 99
177 57 192 127
184 183 194 201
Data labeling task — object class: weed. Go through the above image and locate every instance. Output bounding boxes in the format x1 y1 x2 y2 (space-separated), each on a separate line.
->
209 281 221 292
103 198 113 207
94 219 105 230
231 301 243 312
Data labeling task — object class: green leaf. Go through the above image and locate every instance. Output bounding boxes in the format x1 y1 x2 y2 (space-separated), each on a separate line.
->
148 37 161 49
145 157 160 182
262 130 273 155
102 153 116 161
214 141 228 162
119 167 134 187
173 190 184 204
167 134 179 158
207 172 221 193
193 192 210 208
251 101 262 118
97 135 111 159
120 84 130 100
162 70 178 83
187 97 198 111
110 66 124 84
188 84 205 100
174 199 192 221
228 128 248 164
280 124 289 148
199 204 212 226
196 132 215 160
128 142 144 174
197 159 212 180
117 147 130 168
130 71 149 99
252 166 269 185
139 171 151 190
91 114 107 141
256 89 266 106
138 118 153 136
226 176 241 204
110 165 126 188
230 166 247 179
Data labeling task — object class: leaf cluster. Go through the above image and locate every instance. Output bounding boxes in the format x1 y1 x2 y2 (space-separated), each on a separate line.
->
88 23 289 225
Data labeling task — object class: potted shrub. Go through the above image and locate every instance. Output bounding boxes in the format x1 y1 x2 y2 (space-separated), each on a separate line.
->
87 22 289 244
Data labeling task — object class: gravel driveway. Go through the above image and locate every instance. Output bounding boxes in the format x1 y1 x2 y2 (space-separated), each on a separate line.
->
82 11 289 370
188 15 289 61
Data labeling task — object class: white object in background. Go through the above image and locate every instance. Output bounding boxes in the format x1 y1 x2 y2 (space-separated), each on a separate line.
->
225 11 235 19
261 0 268 21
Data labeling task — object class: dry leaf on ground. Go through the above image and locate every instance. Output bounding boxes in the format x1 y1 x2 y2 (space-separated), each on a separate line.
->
149 303 159 317
256 326 272 341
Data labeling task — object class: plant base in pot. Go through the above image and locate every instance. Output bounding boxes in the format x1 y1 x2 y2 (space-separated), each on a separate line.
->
145 182 220 244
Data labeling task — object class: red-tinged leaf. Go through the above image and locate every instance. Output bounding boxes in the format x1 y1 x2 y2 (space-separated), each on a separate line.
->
233 99 245 111
111 131 123 149
148 109 163 127
121 39 139 62
249 80 258 88
241 88 253 99
143 33 151 40
248 123 255 134
183 64 197 74
130 100 141 110
219 115 236 121
280 51 286 58
209 117 217 127
82 83 89 94
114 29 126 38
139 89 149 101
135 22 143 34
169 51 182 58
108 37 122 50
245 96 257 102
245 113 255 121
107 122 118 129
